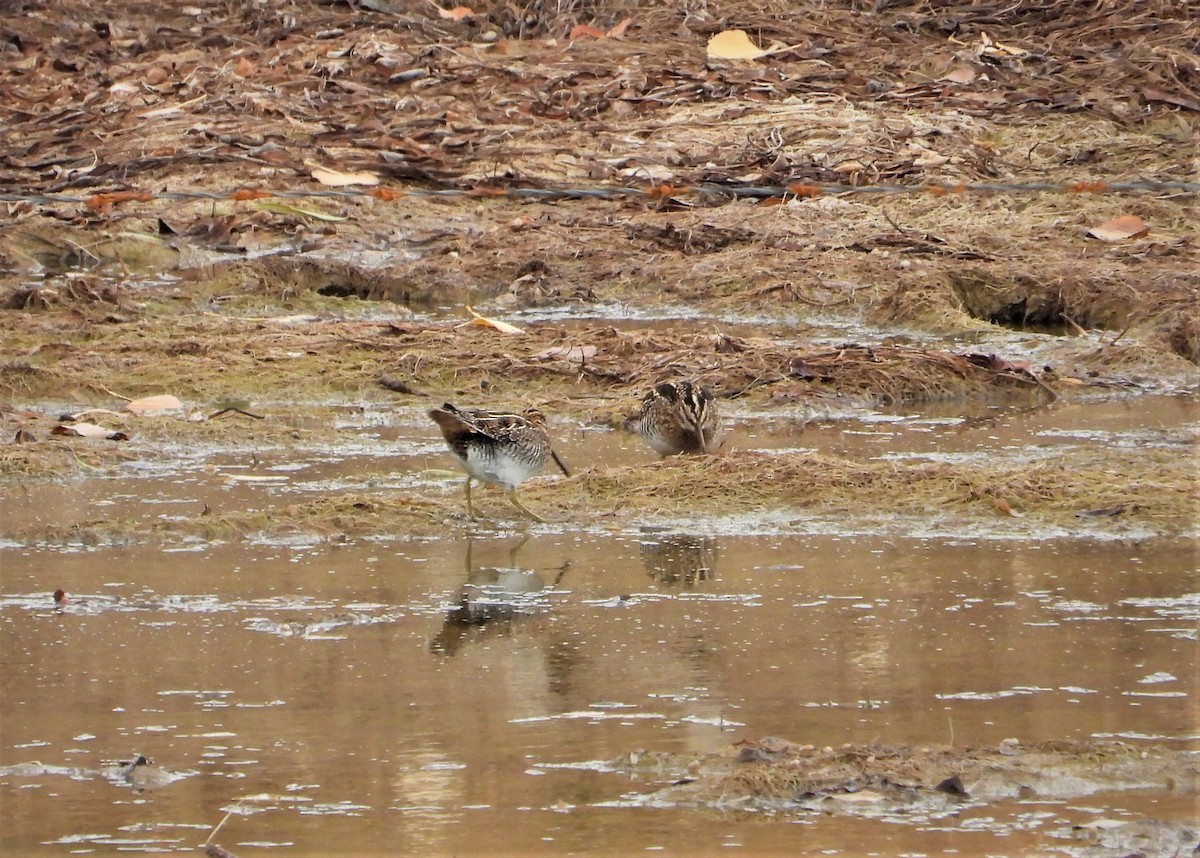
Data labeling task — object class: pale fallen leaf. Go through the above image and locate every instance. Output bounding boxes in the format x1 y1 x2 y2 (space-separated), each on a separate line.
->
532 345 597 361
51 422 129 440
829 789 885 803
261 314 321 325
977 32 1030 60
456 306 525 335
1086 214 1148 242
307 162 381 187
607 17 632 38
707 29 770 60
913 152 950 168
125 394 184 414
224 474 290 483
832 160 866 175
941 65 977 84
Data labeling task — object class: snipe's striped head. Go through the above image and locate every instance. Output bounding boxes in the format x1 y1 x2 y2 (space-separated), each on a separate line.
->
623 381 722 456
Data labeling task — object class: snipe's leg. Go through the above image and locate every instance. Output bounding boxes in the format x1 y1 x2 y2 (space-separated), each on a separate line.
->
507 488 549 524
464 476 478 519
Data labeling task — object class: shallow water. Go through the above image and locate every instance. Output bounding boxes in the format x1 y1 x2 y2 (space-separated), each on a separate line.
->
1 529 1196 855
2 394 1198 855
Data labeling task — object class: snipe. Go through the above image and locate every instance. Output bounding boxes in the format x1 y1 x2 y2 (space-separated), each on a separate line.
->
429 403 570 522
623 381 722 455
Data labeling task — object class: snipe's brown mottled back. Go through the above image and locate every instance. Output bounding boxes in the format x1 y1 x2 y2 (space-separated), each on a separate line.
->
623 381 722 456
429 403 570 523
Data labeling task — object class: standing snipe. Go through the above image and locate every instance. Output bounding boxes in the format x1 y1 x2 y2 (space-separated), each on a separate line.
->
623 381 722 455
429 403 570 522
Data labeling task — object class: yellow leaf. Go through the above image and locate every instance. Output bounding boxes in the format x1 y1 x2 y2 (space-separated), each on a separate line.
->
706 29 770 60
1086 214 1148 242
125 394 184 414
456 306 525 335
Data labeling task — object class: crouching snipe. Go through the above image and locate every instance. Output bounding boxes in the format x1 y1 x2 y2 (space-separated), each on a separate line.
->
429 403 570 523
623 381 722 456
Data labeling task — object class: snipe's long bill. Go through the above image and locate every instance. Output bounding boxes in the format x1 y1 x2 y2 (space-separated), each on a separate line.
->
623 381 722 456
429 403 570 523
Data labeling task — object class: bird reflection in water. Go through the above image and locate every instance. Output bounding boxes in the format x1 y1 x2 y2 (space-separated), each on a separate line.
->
639 531 719 588
430 537 569 656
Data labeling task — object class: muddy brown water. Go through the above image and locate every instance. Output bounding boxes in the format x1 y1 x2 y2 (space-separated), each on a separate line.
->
1 397 1197 856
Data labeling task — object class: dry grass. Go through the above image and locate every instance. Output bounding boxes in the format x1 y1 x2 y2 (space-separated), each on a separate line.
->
613 737 1199 807
532 447 1197 525
12 444 1196 546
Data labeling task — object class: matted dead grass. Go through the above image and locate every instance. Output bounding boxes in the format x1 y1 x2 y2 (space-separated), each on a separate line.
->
528 446 1197 528
12 442 1195 546
610 737 1199 808
0 307 1177 412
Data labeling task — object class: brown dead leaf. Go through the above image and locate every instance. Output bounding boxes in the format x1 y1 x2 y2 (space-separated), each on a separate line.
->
569 24 608 41
125 394 184 414
233 56 255 77
14 428 36 443
425 0 473 19
941 65 977 84
993 497 1024 517
307 163 381 187
1141 87 1200 112
1086 215 1148 242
